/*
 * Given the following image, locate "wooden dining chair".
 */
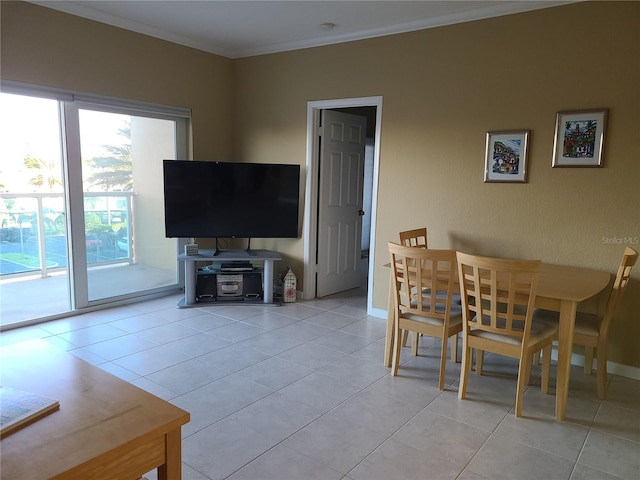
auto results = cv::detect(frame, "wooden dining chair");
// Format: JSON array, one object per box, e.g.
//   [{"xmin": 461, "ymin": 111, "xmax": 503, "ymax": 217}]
[
  {"xmin": 388, "ymin": 242, "xmax": 462, "ymax": 390},
  {"xmin": 456, "ymin": 252, "xmax": 557, "ymax": 417},
  {"xmin": 398, "ymin": 228, "xmax": 428, "ymax": 348},
  {"xmin": 533, "ymin": 246, "xmax": 638, "ymax": 399},
  {"xmin": 399, "ymin": 228, "xmax": 428, "ymax": 248}
]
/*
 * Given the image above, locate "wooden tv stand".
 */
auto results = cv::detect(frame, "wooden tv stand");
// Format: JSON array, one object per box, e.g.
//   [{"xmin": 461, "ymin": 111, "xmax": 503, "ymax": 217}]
[{"xmin": 177, "ymin": 249, "xmax": 282, "ymax": 306}]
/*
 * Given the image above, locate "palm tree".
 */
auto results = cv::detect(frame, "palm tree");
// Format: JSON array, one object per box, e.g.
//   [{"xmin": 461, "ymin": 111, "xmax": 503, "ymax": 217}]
[
  {"xmin": 84, "ymin": 123, "xmax": 132, "ymax": 191},
  {"xmin": 585, "ymin": 120, "xmax": 596, "ymax": 135},
  {"xmin": 23, "ymin": 155, "xmax": 62, "ymax": 191}
]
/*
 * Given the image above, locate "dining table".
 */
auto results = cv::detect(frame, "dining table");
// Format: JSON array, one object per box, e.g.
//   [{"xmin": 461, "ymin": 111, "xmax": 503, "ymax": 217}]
[{"xmin": 384, "ymin": 261, "xmax": 611, "ymax": 421}]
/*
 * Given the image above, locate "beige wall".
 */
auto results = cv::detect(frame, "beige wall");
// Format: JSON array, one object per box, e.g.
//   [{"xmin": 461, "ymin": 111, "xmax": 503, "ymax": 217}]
[
  {"xmin": 232, "ymin": 2, "xmax": 640, "ymax": 367},
  {"xmin": 2, "ymin": 1, "xmax": 639, "ymax": 368},
  {"xmin": 0, "ymin": 1, "xmax": 233, "ymax": 161}
]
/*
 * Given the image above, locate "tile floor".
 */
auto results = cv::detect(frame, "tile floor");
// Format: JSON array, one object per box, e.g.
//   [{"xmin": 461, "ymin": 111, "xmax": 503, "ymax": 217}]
[{"xmin": 1, "ymin": 287, "xmax": 639, "ymax": 480}]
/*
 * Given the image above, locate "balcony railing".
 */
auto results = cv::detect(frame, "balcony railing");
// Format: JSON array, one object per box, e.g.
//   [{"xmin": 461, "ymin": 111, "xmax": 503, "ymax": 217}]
[{"xmin": 0, "ymin": 192, "xmax": 135, "ymax": 278}]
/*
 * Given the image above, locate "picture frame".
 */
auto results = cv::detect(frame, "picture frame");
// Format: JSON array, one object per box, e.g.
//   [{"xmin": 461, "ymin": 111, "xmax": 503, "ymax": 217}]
[
  {"xmin": 484, "ymin": 130, "xmax": 530, "ymax": 183},
  {"xmin": 552, "ymin": 109, "xmax": 607, "ymax": 167}
]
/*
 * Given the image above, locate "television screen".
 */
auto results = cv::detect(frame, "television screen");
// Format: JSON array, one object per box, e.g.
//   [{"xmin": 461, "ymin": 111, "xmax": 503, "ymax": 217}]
[{"xmin": 163, "ymin": 160, "xmax": 300, "ymax": 239}]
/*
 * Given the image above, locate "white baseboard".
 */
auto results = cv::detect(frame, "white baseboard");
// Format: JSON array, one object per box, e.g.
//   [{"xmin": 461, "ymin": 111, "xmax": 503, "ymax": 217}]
[
  {"xmin": 368, "ymin": 306, "xmax": 640, "ymax": 381},
  {"xmin": 551, "ymin": 349, "xmax": 640, "ymax": 381},
  {"xmin": 369, "ymin": 305, "xmax": 387, "ymax": 319}
]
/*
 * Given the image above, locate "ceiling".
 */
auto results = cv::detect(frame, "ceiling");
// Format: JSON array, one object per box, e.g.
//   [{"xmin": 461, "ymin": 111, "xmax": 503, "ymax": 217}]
[{"xmin": 32, "ymin": 1, "xmax": 574, "ymax": 59}]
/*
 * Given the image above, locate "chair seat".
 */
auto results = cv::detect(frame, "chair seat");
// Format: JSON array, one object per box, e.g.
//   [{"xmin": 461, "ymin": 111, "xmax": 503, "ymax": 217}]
[
  {"xmin": 408, "ymin": 299, "xmax": 462, "ymax": 317},
  {"xmin": 403, "ymin": 310, "xmax": 463, "ymax": 327},
  {"xmin": 421, "ymin": 290, "xmax": 462, "ymax": 304},
  {"xmin": 533, "ymin": 308, "xmax": 600, "ymax": 338},
  {"xmin": 470, "ymin": 319, "xmax": 557, "ymax": 346}
]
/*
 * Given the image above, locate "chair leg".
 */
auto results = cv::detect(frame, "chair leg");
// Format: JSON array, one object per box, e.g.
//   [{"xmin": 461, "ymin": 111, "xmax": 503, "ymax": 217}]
[
  {"xmin": 584, "ymin": 346, "xmax": 594, "ymax": 374},
  {"xmin": 458, "ymin": 338, "xmax": 472, "ymax": 400},
  {"xmin": 391, "ymin": 321, "xmax": 402, "ymax": 377},
  {"xmin": 515, "ymin": 356, "xmax": 529, "ymax": 417},
  {"xmin": 533, "ymin": 350, "xmax": 541, "ymax": 365},
  {"xmin": 523, "ymin": 353, "xmax": 533, "ymax": 387},
  {"xmin": 475, "ymin": 349, "xmax": 484, "ymax": 375},
  {"xmin": 450, "ymin": 333, "xmax": 459, "ymax": 363},
  {"xmin": 541, "ymin": 344, "xmax": 551, "ymax": 395},
  {"xmin": 411, "ymin": 332, "xmax": 419, "ymax": 355},
  {"xmin": 401, "ymin": 329, "xmax": 409, "ymax": 347},
  {"xmin": 596, "ymin": 343, "xmax": 608, "ymax": 400},
  {"xmin": 438, "ymin": 335, "xmax": 448, "ymax": 391},
  {"xmin": 528, "ymin": 356, "xmax": 536, "ymax": 385}
]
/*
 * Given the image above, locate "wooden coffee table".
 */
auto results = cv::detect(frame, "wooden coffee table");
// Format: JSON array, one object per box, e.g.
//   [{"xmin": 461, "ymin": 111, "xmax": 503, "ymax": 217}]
[{"xmin": 0, "ymin": 339, "xmax": 189, "ymax": 479}]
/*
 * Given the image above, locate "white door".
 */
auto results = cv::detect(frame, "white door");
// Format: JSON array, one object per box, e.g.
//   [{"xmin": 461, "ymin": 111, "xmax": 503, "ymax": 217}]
[{"xmin": 316, "ymin": 110, "xmax": 366, "ymax": 297}]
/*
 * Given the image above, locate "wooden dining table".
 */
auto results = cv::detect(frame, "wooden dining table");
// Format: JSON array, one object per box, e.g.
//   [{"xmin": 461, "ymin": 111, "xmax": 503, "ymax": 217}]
[{"xmin": 384, "ymin": 261, "xmax": 611, "ymax": 421}]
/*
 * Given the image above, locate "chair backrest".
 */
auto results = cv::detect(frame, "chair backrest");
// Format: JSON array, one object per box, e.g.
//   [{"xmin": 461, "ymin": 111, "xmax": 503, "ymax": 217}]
[
  {"xmin": 600, "ymin": 247, "xmax": 638, "ymax": 335},
  {"xmin": 388, "ymin": 242, "xmax": 457, "ymax": 320},
  {"xmin": 456, "ymin": 251, "xmax": 541, "ymax": 340},
  {"xmin": 399, "ymin": 228, "xmax": 428, "ymax": 248}
]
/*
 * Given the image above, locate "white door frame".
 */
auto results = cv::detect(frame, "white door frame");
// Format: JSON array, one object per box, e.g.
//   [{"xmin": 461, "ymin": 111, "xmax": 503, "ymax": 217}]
[{"xmin": 303, "ymin": 96, "xmax": 382, "ymax": 314}]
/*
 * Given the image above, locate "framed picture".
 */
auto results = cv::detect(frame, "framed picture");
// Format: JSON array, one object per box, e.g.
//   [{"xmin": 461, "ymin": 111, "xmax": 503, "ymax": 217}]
[
  {"xmin": 484, "ymin": 130, "xmax": 530, "ymax": 183},
  {"xmin": 552, "ymin": 109, "xmax": 607, "ymax": 167}
]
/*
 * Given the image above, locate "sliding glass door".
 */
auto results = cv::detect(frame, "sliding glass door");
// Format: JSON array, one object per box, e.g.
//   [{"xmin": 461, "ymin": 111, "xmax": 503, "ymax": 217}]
[
  {"xmin": 75, "ymin": 107, "xmax": 180, "ymax": 304},
  {"xmin": 0, "ymin": 93, "xmax": 71, "ymax": 324},
  {"xmin": 0, "ymin": 88, "xmax": 188, "ymax": 327}
]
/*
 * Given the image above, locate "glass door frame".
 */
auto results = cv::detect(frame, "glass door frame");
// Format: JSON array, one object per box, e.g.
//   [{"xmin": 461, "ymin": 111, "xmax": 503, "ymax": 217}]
[
  {"xmin": 1, "ymin": 81, "xmax": 190, "ymax": 318},
  {"xmin": 64, "ymin": 100, "xmax": 189, "ymax": 309}
]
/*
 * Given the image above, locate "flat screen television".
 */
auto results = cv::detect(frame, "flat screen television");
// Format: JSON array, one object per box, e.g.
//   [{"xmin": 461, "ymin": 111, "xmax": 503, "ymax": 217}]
[{"xmin": 163, "ymin": 160, "xmax": 300, "ymax": 242}]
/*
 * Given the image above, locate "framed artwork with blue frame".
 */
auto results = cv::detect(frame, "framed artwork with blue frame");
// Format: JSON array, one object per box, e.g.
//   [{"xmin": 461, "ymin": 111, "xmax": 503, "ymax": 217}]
[
  {"xmin": 552, "ymin": 109, "xmax": 607, "ymax": 167},
  {"xmin": 484, "ymin": 130, "xmax": 530, "ymax": 183}
]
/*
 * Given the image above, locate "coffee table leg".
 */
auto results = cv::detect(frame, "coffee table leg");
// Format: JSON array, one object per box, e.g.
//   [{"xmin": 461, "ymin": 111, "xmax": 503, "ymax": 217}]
[{"xmin": 158, "ymin": 428, "xmax": 182, "ymax": 480}]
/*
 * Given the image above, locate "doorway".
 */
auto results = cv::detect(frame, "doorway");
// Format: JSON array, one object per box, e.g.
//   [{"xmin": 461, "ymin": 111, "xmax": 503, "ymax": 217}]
[{"xmin": 303, "ymin": 96, "xmax": 382, "ymax": 314}]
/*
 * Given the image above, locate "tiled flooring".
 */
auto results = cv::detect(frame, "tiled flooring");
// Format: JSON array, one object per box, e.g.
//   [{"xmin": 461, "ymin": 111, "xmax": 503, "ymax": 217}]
[
  {"xmin": 1, "ymin": 287, "xmax": 639, "ymax": 480},
  {"xmin": 0, "ymin": 263, "xmax": 177, "ymax": 328}
]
